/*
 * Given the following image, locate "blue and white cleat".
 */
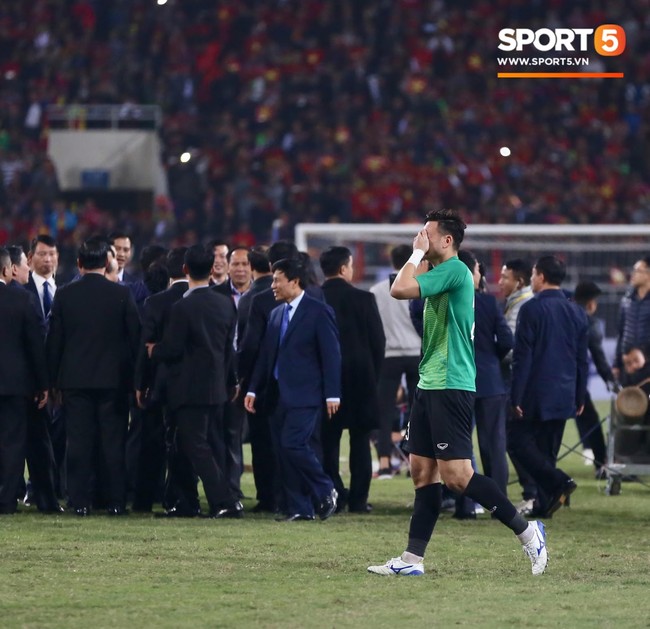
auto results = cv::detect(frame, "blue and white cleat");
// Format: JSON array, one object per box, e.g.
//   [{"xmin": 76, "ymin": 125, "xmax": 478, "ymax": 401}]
[
  {"xmin": 367, "ymin": 557, "xmax": 424, "ymax": 576},
  {"xmin": 522, "ymin": 520, "xmax": 548, "ymax": 575}
]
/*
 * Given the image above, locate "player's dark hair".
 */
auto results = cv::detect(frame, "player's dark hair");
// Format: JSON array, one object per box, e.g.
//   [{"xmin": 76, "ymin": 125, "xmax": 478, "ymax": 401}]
[{"xmin": 424, "ymin": 209, "xmax": 466, "ymax": 250}]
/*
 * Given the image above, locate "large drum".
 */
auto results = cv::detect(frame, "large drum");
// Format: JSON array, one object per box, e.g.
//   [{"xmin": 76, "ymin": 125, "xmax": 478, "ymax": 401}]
[{"xmin": 615, "ymin": 378, "xmax": 650, "ymax": 425}]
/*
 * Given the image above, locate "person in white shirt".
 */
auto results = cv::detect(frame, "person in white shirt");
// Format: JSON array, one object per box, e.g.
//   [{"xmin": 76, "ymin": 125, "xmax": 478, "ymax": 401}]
[{"xmin": 369, "ymin": 245, "xmax": 422, "ymax": 479}]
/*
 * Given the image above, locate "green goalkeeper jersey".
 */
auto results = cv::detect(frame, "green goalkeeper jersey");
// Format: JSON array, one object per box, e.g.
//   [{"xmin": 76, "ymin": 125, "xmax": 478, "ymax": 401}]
[{"xmin": 415, "ymin": 256, "xmax": 476, "ymax": 391}]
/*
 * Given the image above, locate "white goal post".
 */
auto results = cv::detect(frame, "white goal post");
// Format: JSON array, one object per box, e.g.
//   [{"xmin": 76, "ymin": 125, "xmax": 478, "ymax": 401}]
[{"xmin": 295, "ymin": 223, "xmax": 650, "ymax": 337}]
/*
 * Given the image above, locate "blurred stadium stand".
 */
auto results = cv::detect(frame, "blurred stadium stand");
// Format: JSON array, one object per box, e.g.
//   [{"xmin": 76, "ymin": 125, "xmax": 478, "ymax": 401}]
[{"xmin": 1, "ymin": 0, "xmax": 649, "ymax": 270}]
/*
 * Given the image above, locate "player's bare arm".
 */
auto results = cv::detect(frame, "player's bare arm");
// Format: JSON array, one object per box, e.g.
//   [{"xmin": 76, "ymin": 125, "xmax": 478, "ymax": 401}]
[{"xmin": 390, "ymin": 228, "xmax": 429, "ymax": 299}]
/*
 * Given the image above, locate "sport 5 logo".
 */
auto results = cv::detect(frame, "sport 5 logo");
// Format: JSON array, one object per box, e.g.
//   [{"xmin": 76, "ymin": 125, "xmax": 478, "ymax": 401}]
[{"xmin": 498, "ymin": 25, "xmax": 625, "ymax": 56}]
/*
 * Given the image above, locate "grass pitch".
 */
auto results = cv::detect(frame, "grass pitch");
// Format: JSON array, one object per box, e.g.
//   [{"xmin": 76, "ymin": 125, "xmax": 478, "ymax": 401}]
[{"xmin": 1, "ymin": 421, "xmax": 649, "ymax": 628}]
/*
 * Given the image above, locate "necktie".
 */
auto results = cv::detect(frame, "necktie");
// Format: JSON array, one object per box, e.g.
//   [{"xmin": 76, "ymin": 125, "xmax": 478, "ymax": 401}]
[
  {"xmin": 274, "ymin": 304, "xmax": 292, "ymax": 379},
  {"xmin": 42, "ymin": 280, "xmax": 52, "ymax": 318},
  {"xmin": 280, "ymin": 304, "xmax": 292, "ymax": 342}
]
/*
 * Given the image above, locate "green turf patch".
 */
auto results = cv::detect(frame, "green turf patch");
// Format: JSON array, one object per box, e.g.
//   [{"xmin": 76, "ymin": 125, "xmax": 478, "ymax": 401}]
[{"xmin": 1, "ymin": 417, "xmax": 648, "ymax": 628}]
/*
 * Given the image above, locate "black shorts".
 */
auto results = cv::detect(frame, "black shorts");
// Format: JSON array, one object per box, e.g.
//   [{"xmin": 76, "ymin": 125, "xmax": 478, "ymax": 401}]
[{"xmin": 403, "ymin": 388, "xmax": 474, "ymax": 460}]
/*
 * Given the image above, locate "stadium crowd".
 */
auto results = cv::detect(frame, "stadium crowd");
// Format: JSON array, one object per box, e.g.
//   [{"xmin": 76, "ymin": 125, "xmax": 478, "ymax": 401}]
[{"xmin": 2, "ymin": 0, "xmax": 650, "ymax": 265}]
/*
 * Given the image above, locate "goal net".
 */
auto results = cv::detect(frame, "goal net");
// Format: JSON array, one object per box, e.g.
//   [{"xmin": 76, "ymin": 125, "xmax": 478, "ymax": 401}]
[{"xmin": 295, "ymin": 223, "xmax": 650, "ymax": 337}]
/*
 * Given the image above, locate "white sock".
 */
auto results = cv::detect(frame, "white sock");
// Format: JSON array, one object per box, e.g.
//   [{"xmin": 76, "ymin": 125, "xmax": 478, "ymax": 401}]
[
  {"xmin": 401, "ymin": 551, "xmax": 423, "ymax": 563},
  {"xmin": 517, "ymin": 522, "xmax": 535, "ymax": 545}
]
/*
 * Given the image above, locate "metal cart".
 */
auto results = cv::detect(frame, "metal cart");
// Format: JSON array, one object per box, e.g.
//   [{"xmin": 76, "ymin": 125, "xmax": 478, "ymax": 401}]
[{"xmin": 605, "ymin": 395, "xmax": 650, "ymax": 495}]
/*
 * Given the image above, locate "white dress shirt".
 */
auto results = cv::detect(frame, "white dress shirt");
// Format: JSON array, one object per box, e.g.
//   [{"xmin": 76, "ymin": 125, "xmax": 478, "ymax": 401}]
[{"xmin": 31, "ymin": 272, "xmax": 56, "ymax": 316}]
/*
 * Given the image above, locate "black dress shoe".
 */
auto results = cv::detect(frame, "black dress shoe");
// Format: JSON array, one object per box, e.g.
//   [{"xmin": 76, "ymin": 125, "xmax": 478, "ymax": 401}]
[
  {"xmin": 275, "ymin": 513, "xmax": 315, "ymax": 522},
  {"xmin": 157, "ymin": 506, "xmax": 201, "ymax": 518},
  {"xmin": 74, "ymin": 507, "xmax": 90, "ymax": 517},
  {"xmin": 349, "ymin": 503, "xmax": 373, "ymax": 513},
  {"xmin": 317, "ymin": 488, "xmax": 338, "ymax": 521},
  {"xmin": 544, "ymin": 478, "xmax": 577, "ymax": 517},
  {"xmin": 335, "ymin": 488, "xmax": 349, "ymax": 514},
  {"xmin": 209, "ymin": 501, "xmax": 244, "ymax": 519},
  {"xmin": 107, "ymin": 507, "xmax": 129, "ymax": 516}
]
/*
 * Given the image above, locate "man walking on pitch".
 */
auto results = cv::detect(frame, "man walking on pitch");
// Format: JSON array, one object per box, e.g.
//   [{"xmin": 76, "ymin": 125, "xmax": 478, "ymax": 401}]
[{"xmin": 367, "ymin": 209, "xmax": 547, "ymax": 577}]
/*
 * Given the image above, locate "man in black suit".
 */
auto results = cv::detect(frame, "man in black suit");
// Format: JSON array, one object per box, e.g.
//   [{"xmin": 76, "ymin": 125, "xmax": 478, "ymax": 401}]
[
  {"xmin": 237, "ymin": 246, "xmax": 272, "ymax": 348},
  {"xmin": 573, "ymin": 281, "xmax": 615, "ymax": 479},
  {"xmin": 510, "ymin": 256, "xmax": 588, "ymax": 517},
  {"xmin": 26, "ymin": 234, "xmax": 59, "ymax": 321},
  {"xmin": 8, "ymin": 245, "xmax": 33, "ymax": 288},
  {"xmin": 211, "ymin": 245, "xmax": 251, "ymax": 501},
  {"xmin": 0, "ymin": 248, "xmax": 49, "ymax": 514},
  {"xmin": 320, "ymin": 246, "xmax": 385, "ymax": 513},
  {"xmin": 121, "ymin": 243, "xmax": 165, "ymax": 504},
  {"xmin": 25, "ymin": 235, "xmax": 66, "ymax": 500},
  {"xmin": 8, "ymin": 245, "xmax": 45, "ymax": 329},
  {"xmin": 148, "ymin": 245, "xmax": 242, "ymax": 519},
  {"xmin": 245, "ymin": 258, "xmax": 341, "ymax": 522},
  {"xmin": 238, "ymin": 242, "xmax": 302, "ymax": 384},
  {"xmin": 7, "ymin": 245, "xmax": 60, "ymax": 513},
  {"xmin": 133, "ymin": 247, "xmax": 189, "ymax": 513},
  {"xmin": 234, "ymin": 246, "xmax": 274, "ymax": 511},
  {"xmin": 458, "ymin": 250, "xmax": 513, "ymax": 498},
  {"xmin": 47, "ymin": 238, "xmax": 141, "ymax": 516}
]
